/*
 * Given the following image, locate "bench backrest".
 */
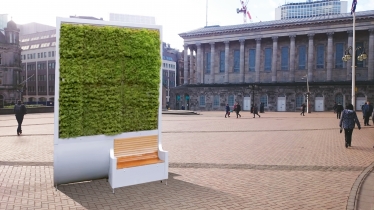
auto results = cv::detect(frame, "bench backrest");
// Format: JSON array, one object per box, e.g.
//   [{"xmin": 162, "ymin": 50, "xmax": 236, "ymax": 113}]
[{"xmin": 113, "ymin": 135, "xmax": 158, "ymax": 158}]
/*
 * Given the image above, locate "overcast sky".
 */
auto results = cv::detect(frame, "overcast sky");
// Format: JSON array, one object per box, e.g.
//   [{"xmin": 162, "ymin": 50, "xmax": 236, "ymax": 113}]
[{"xmin": 2, "ymin": 0, "xmax": 373, "ymax": 50}]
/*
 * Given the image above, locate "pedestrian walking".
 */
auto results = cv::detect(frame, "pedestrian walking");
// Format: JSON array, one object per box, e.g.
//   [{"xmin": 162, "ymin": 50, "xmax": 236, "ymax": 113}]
[
  {"xmin": 333, "ymin": 102, "xmax": 337, "ymax": 113},
  {"xmin": 363, "ymin": 101, "xmax": 373, "ymax": 126},
  {"xmin": 253, "ymin": 104, "xmax": 260, "ymax": 118},
  {"xmin": 225, "ymin": 104, "xmax": 230, "ymax": 118},
  {"xmin": 361, "ymin": 103, "xmax": 366, "ymax": 119},
  {"xmin": 300, "ymin": 103, "xmax": 306, "ymax": 116},
  {"xmin": 336, "ymin": 103, "xmax": 344, "ymax": 119},
  {"xmin": 339, "ymin": 103, "xmax": 361, "ymax": 148},
  {"xmin": 235, "ymin": 103, "xmax": 242, "ymax": 118},
  {"xmin": 14, "ymin": 100, "xmax": 27, "ymax": 136}
]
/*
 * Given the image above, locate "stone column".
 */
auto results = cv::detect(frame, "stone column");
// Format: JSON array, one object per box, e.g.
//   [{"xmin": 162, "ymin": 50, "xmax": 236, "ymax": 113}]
[
  {"xmin": 255, "ymin": 38, "xmax": 261, "ymax": 82},
  {"xmin": 196, "ymin": 43, "xmax": 202, "ymax": 84},
  {"xmin": 307, "ymin": 34, "xmax": 315, "ymax": 81},
  {"xmin": 210, "ymin": 42, "xmax": 215, "ymax": 84},
  {"xmin": 189, "ymin": 46, "xmax": 194, "ymax": 84},
  {"xmin": 239, "ymin": 39, "xmax": 245, "ymax": 83},
  {"xmin": 183, "ymin": 44, "xmax": 189, "ymax": 84},
  {"xmin": 326, "ymin": 32, "xmax": 334, "ymax": 81},
  {"xmin": 368, "ymin": 29, "xmax": 374, "ymax": 80},
  {"xmin": 224, "ymin": 41, "xmax": 229, "ymax": 83},
  {"xmin": 289, "ymin": 35, "xmax": 296, "ymax": 82},
  {"xmin": 347, "ymin": 30, "xmax": 353, "ymax": 81},
  {"xmin": 271, "ymin": 36, "xmax": 278, "ymax": 82}
]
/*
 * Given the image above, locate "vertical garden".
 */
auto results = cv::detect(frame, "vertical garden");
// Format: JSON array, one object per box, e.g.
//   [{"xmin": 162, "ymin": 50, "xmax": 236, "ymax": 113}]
[{"xmin": 58, "ymin": 23, "xmax": 161, "ymax": 138}]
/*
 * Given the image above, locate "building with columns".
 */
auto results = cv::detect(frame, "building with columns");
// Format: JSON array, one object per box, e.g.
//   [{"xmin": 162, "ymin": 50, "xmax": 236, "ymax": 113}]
[{"xmin": 170, "ymin": 10, "xmax": 374, "ymax": 112}]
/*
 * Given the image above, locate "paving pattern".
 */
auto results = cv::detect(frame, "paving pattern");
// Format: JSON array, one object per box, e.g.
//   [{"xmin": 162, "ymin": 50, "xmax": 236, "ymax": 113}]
[{"xmin": 0, "ymin": 112, "xmax": 373, "ymax": 209}]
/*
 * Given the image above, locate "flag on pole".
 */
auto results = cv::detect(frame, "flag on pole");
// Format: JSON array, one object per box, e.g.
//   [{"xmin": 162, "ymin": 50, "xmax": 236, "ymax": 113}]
[{"xmin": 351, "ymin": 0, "xmax": 357, "ymax": 15}]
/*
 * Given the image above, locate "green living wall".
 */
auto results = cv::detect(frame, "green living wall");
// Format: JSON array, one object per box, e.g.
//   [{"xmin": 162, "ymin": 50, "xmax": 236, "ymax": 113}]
[{"xmin": 59, "ymin": 23, "xmax": 161, "ymax": 138}]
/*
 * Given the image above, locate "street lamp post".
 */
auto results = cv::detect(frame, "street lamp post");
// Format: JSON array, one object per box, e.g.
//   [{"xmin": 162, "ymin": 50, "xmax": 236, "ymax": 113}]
[
  {"xmin": 301, "ymin": 75, "xmax": 310, "ymax": 114},
  {"xmin": 342, "ymin": 46, "xmax": 367, "ymax": 109}
]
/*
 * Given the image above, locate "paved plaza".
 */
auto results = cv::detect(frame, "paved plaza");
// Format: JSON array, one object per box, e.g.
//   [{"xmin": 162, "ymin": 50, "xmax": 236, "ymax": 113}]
[{"xmin": 0, "ymin": 111, "xmax": 373, "ymax": 210}]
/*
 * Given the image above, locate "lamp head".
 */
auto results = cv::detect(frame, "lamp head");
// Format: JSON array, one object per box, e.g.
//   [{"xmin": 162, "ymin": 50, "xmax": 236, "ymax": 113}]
[
  {"xmin": 357, "ymin": 55, "xmax": 363, "ymax": 61},
  {"xmin": 361, "ymin": 52, "xmax": 367, "ymax": 60}
]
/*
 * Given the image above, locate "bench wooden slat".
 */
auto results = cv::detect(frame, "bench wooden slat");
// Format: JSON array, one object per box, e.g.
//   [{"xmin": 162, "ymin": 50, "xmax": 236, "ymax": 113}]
[
  {"xmin": 114, "ymin": 135, "xmax": 161, "ymax": 169},
  {"xmin": 117, "ymin": 158, "xmax": 163, "ymax": 169}
]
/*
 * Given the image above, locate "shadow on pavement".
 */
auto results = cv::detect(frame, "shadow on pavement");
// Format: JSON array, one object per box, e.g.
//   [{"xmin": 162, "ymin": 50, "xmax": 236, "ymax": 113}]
[{"xmin": 58, "ymin": 173, "xmax": 250, "ymax": 209}]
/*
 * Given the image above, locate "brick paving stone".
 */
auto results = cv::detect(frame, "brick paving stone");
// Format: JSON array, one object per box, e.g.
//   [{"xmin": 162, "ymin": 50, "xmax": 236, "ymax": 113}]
[{"xmin": 0, "ymin": 112, "xmax": 373, "ymax": 209}]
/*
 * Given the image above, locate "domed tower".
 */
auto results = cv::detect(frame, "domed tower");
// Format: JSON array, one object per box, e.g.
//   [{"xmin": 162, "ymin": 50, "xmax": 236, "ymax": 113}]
[{"xmin": 4, "ymin": 20, "xmax": 20, "ymax": 45}]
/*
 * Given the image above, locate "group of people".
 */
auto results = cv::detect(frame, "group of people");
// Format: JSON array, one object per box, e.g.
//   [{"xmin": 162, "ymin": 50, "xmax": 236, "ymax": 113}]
[{"xmin": 225, "ymin": 103, "xmax": 261, "ymax": 118}]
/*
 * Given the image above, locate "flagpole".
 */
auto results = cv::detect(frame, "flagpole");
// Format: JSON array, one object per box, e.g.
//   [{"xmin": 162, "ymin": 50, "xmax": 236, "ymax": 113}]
[
  {"xmin": 206, "ymin": 0, "xmax": 208, "ymax": 27},
  {"xmin": 352, "ymin": 11, "xmax": 356, "ymax": 109}
]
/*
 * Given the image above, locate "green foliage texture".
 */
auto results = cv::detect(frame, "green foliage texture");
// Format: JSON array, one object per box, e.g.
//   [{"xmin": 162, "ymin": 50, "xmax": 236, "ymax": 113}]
[{"xmin": 59, "ymin": 23, "xmax": 161, "ymax": 138}]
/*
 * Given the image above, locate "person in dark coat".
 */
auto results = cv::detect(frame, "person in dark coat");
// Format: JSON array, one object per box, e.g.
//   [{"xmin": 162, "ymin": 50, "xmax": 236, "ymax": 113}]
[
  {"xmin": 339, "ymin": 103, "xmax": 361, "ymax": 148},
  {"xmin": 333, "ymin": 102, "xmax": 337, "ymax": 113},
  {"xmin": 300, "ymin": 103, "xmax": 306, "ymax": 116},
  {"xmin": 235, "ymin": 103, "xmax": 241, "ymax": 118},
  {"xmin": 253, "ymin": 104, "xmax": 260, "ymax": 118},
  {"xmin": 336, "ymin": 103, "xmax": 344, "ymax": 119},
  {"xmin": 225, "ymin": 104, "xmax": 230, "ymax": 118},
  {"xmin": 362, "ymin": 101, "xmax": 373, "ymax": 126},
  {"xmin": 14, "ymin": 100, "xmax": 27, "ymax": 136}
]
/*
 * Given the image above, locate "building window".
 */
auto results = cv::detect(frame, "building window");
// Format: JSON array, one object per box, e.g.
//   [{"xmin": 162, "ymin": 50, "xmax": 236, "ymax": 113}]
[
  {"xmin": 316, "ymin": 44, "xmax": 325, "ymax": 69},
  {"xmin": 199, "ymin": 95, "xmax": 206, "ymax": 107},
  {"xmin": 27, "ymin": 86, "xmax": 35, "ymax": 92},
  {"xmin": 296, "ymin": 94, "xmax": 304, "ymax": 108},
  {"xmin": 335, "ymin": 43, "xmax": 344, "ymax": 68},
  {"xmin": 52, "ymin": 51, "xmax": 55, "ymax": 57},
  {"xmin": 213, "ymin": 95, "xmax": 220, "ymax": 107},
  {"xmin": 37, "ymin": 64, "xmax": 41, "ymax": 70},
  {"xmin": 51, "ymin": 62, "xmax": 55, "ymax": 69},
  {"xmin": 335, "ymin": 93, "xmax": 343, "ymax": 105},
  {"xmin": 233, "ymin": 50, "xmax": 240, "ymax": 72},
  {"xmin": 228, "ymin": 95, "xmax": 235, "ymax": 106},
  {"xmin": 49, "ymin": 74, "xmax": 55, "ymax": 81},
  {"xmin": 298, "ymin": 45, "xmax": 306, "ymax": 70},
  {"xmin": 260, "ymin": 95, "xmax": 268, "ymax": 107},
  {"xmin": 219, "ymin": 51, "xmax": 225, "ymax": 72},
  {"xmin": 38, "ymin": 75, "xmax": 46, "ymax": 81},
  {"xmin": 264, "ymin": 48, "xmax": 272, "ymax": 71},
  {"xmin": 38, "ymin": 86, "xmax": 46, "ymax": 92},
  {"xmin": 48, "ymin": 52, "xmax": 51, "ymax": 57},
  {"xmin": 356, "ymin": 42, "xmax": 364, "ymax": 67},
  {"xmin": 281, "ymin": 47, "xmax": 289, "ymax": 70},
  {"xmin": 38, "ymin": 53, "xmax": 40, "ymax": 58},
  {"xmin": 205, "ymin": 52, "xmax": 211, "ymax": 74},
  {"xmin": 249, "ymin": 49, "xmax": 255, "ymax": 71},
  {"xmin": 49, "ymin": 86, "xmax": 55, "ymax": 92}
]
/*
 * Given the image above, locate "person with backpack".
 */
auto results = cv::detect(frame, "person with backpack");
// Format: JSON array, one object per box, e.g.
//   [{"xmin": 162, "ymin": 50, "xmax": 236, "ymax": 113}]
[
  {"xmin": 339, "ymin": 103, "xmax": 361, "ymax": 148},
  {"xmin": 14, "ymin": 100, "xmax": 27, "ymax": 135}
]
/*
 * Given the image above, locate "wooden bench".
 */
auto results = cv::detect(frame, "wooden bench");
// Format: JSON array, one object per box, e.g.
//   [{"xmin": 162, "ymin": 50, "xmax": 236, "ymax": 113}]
[
  {"xmin": 114, "ymin": 135, "xmax": 164, "ymax": 169},
  {"xmin": 108, "ymin": 133, "xmax": 168, "ymax": 191}
]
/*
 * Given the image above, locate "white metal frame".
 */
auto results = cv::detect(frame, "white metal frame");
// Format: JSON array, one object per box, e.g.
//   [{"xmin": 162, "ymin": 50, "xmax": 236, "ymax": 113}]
[{"xmin": 54, "ymin": 17, "xmax": 166, "ymax": 187}]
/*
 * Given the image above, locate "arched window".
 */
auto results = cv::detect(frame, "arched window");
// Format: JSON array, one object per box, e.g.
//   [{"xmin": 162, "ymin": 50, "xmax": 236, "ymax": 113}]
[
  {"xmin": 296, "ymin": 94, "xmax": 304, "ymax": 108},
  {"xmin": 228, "ymin": 95, "xmax": 235, "ymax": 106},
  {"xmin": 335, "ymin": 93, "xmax": 343, "ymax": 105},
  {"xmin": 260, "ymin": 94, "xmax": 268, "ymax": 107},
  {"xmin": 199, "ymin": 95, "xmax": 206, "ymax": 107}
]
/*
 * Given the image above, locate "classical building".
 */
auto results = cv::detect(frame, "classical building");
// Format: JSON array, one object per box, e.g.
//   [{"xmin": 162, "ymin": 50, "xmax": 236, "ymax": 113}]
[
  {"xmin": 20, "ymin": 29, "xmax": 56, "ymax": 103},
  {"xmin": 275, "ymin": 0, "xmax": 348, "ymax": 20},
  {"xmin": 170, "ymin": 10, "xmax": 374, "ymax": 112},
  {"xmin": 0, "ymin": 20, "xmax": 22, "ymax": 107}
]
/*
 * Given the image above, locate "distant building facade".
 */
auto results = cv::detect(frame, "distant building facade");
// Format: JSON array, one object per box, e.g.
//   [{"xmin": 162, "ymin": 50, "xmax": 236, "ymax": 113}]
[
  {"xmin": 162, "ymin": 43, "xmax": 178, "ymax": 107},
  {"xmin": 18, "ymin": 22, "xmax": 55, "ymax": 36},
  {"xmin": 171, "ymin": 10, "xmax": 374, "ymax": 112},
  {"xmin": 275, "ymin": 0, "xmax": 347, "ymax": 20},
  {"xmin": 20, "ymin": 29, "xmax": 56, "ymax": 103},
  {"xmin": 0, "ymin": 20, "xmax": 22, "ymax": 107},
  {"xmin": 109, "ymin": 13, "xmax": 155, "ymax": 25},
  {"xmin": 69, "ymin": 15, "xmax": 103, "ymax": 20}
]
